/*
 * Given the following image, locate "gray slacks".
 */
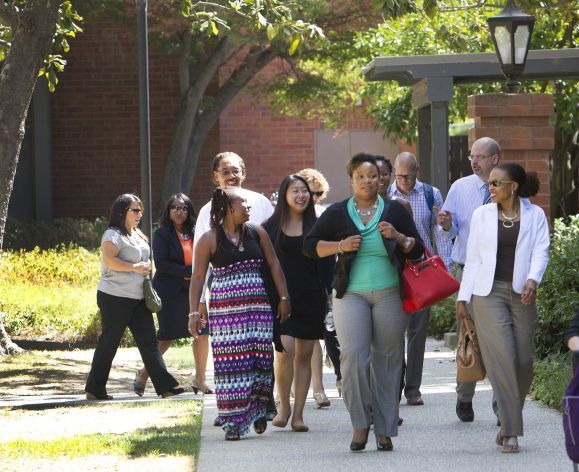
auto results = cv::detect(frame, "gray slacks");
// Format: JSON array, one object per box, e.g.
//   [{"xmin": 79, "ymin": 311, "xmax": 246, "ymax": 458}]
[
  {"xmin": 404, "ymin": 307, "xmax": 430, "ymax": 398},
  {"xmin": 333, "ymin": 287, "xmax": 408, "ymax": 437},
  {"xmin": 472, "ymin": 280, "xmax": 537, "ymax": 436}
]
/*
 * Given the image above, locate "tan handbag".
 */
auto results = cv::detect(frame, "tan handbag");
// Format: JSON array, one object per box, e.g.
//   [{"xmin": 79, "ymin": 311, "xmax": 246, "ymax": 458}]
[{"xmin": 456, "ymin": 317, "xmax": 486, "ymax": 382}]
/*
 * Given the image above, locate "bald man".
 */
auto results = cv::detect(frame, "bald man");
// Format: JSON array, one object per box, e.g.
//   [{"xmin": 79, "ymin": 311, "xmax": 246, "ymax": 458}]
[
  {"xmin": 388, "ymin": 152, "xmax": 453, "ymax": 407},
  {"xmin": 436, "ymin": 137, "xmax": 501, "ymax": 422}
]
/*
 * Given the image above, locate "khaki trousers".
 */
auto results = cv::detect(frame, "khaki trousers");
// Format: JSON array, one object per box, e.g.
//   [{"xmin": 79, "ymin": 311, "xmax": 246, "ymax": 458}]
[{"xmin": 472, "ymin": 280, "xmax": 537, "ymax": 436}]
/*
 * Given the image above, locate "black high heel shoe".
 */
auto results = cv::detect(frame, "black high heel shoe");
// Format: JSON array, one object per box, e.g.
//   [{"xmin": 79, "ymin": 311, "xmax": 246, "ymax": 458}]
[
  {"xmin": 350, "ymin": 429, "xmax": 369, "ymax": 452},
  {"xmin": 161, "ymin": 387, "xmax": 184, "ymax": 398},
  {"xmin": 376, "ymin": 437, "xmax": 393, "ymax": 451},
  {"xmin": 85, "ymin": 391, "xmax": 113, "ymax": 400}
]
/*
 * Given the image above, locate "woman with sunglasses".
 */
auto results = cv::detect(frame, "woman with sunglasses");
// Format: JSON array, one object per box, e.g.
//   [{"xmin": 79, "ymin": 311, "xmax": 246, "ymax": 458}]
[
  {"xmin": 457, "ymin": 163, "xmax": 549, "ymax": 453},
  {"xmin": 85, "ymin": 194, "xmax": 184, "ymax": 400},
  {"xmin": 133, "ymin": 194, "xmax": 209, "ymax": 396}
]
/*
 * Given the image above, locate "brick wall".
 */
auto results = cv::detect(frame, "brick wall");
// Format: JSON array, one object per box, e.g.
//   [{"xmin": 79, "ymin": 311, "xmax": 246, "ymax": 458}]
[
  {"xmin": 51, "ymin": 18, "xmax": 218, "ymax": 219},
  {"xmin": 468, "ymin": 93, "xmax": 553, "ymax": 219}
]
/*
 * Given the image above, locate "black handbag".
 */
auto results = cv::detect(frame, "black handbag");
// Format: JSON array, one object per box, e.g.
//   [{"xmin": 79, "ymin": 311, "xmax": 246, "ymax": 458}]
[{"xmin": 143, "ymin": 276, "xmax": 163, "ymax": 313}]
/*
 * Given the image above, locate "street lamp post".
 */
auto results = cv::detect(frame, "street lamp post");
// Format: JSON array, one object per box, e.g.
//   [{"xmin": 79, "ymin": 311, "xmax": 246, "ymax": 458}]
[
  {"xmin": 487, "ymin": 0, "xmax": 535, "ymax": 93},
  {"xmin": 136, "ymin": 0, "xmax": 152, "ymax": 240}
]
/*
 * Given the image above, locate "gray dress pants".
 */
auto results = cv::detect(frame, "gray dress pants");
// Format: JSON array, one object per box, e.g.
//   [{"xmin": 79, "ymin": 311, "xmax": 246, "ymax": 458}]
[
  {"xmin": 404, "ymin": 307, "xmax": 430, "ymax": 399},
  {"xmin": 472, "ymin": 280, "xmax": 537, "ymax": 436},
  {"xmin": 333, "ymin": 287, "xmax": 408, "ymax": 437}
]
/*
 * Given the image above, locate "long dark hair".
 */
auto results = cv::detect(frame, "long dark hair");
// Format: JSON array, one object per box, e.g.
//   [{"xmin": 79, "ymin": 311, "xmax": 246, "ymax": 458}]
[
  {"xmin": 159, "ymin": 193, "xmax": 196, "ymax": 238},
  {"xmin": 496, "ymin": 163, "xmax": 540, "ymax": 198},
  {"xmin": 108, "ymin": 193, "xmax": 147, "ymax": 240},
  {"xmin": 209, "ymin": 188, "xmax": 248, "ymax": 251},
  {"xmin": 262, "ymin": 174, "xmax": 317, "ymax": 253}
]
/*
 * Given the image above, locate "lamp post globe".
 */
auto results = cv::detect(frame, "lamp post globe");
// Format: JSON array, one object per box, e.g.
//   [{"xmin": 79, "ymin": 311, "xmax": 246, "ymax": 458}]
[{"xmin": 487, "ymin": 0, "xmax": 535, "ymax": 93}]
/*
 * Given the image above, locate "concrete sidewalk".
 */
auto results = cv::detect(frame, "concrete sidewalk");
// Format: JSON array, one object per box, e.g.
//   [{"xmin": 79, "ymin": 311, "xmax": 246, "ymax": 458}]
[{"xmin": 198, "ymin": 339, "xmax": 570, "ymax": 472}]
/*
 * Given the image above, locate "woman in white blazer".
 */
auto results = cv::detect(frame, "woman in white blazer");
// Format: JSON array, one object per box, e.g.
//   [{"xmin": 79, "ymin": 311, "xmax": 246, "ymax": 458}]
[{"xmin": 457, "ymin": 163, "xmax": 549, "ymax": 454}]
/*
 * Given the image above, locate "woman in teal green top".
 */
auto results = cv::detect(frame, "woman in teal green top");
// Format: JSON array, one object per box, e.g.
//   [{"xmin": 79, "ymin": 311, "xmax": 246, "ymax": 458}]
[{"xmin": 304, "ymin": 153, "xmax": 423, "ymax": 453}]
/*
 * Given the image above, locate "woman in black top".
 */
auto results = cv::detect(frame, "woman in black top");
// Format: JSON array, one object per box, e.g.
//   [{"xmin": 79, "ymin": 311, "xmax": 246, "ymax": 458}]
[
  {"xmin": 303, "ymin": 153, "xmax": 423, "ymax": 452},
  {"xmin": 263, "ymin": 174, "xmax": 330, "ymax": 432}
]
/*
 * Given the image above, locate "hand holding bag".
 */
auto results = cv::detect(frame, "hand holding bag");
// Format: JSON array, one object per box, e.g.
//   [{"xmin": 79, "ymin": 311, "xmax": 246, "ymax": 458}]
[
  {"xmin": 144, "ymin": 276, "xmax": 163, "ymax": 313},
  {"xmin": 401, "ymin": 242, "xmax": 460, "ymax": 314},
  {"xmin": 456, "ymin": 317, "xmax": 486, "ymax": 382}
]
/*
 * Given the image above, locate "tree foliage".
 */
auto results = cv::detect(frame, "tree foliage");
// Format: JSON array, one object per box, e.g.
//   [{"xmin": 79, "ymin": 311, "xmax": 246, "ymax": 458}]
[{"xmin": 266, "ymin": 0, "xmax": 578, "ymax": 216}]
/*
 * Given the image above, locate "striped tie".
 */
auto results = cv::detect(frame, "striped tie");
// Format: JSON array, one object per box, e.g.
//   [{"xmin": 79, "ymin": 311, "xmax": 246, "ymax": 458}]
[{"xmin": 482, "ymin": 185, "xmax": 492, "ymax": 205}]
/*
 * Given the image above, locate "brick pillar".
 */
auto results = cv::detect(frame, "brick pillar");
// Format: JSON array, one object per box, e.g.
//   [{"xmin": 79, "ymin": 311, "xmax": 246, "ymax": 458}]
[{"xmin": 468, "ymin": 93, "xmax": 553, "ymax": 219}]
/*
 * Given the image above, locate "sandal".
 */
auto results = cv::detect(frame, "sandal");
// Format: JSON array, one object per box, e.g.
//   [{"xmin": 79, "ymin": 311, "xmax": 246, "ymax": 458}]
[
  {"xmin": 253, "ymin": 417, "xmax": 267, "ymax": 434},
  {"xmin": 225, "ymin": 428, "xmax": 240, "ymax": 441},
  {"xmin": 192, "ymin": 379, "xmax": 214, "ymax": 395},
  {"xmin": 501, "ymin": 436, "xmax": 519, "ymax": 453},
  {"xmin": 313, "ymin": 392, "xmax": 331, "ymax": 409}
]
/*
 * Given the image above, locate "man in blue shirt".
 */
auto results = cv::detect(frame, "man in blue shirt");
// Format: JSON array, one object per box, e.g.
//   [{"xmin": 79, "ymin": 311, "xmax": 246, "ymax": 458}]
[
  {"xmin": 389, "ymin": 152, "xmax": 453, "ymax": 406},
  {"xmin": 436, "ymin": 136, "xmax": 501, "ymax": 422}
]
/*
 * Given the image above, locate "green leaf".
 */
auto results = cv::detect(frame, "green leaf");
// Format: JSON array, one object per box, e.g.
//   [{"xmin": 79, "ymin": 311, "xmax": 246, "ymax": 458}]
[
  {"xmin": 257, "ymin": 12, "xmax": 267, "ymax": 30},
  {"xmin": 266, "ymin": 24, "xmax": 277, "ymax": 40},
  {"xmin": 288, "ymin": 36, "xmax": 300, "ymax": 55},
  {"xmin": 210, "ymin": 20, "xmax": 219, "ymax": 36},
  {"xmin": 423, "ymin": 0, "xmax": 437, "ymax": 17}
]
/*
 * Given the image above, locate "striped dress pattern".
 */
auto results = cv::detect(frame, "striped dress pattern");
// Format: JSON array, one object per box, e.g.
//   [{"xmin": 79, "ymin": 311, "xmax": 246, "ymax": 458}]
[{"xmin": 209, "ymin": 258, "xmax": 274, "ymax": 436}]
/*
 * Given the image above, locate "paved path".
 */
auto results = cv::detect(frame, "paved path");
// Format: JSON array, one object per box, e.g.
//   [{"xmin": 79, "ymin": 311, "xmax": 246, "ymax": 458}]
[{"xmin": 198, "ymin": 339, "xmax": 570, "ymax": 472}]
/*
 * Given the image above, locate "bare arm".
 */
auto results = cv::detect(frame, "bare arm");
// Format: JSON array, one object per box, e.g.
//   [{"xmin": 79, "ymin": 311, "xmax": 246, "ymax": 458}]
[
  {"xmin": 188, "ymin": 231, "xmax": 215, "ymax": 338},
  {"xmin": 254, "ymin": 225, "xmax": 291, "ymax": 322},
  {"xmin": 101, "ymin": 241, "xmax": 150, "ymax": 276},
  {"xmin": 316, "ymin": 236, "xmax": 362, "ymax": 258}
]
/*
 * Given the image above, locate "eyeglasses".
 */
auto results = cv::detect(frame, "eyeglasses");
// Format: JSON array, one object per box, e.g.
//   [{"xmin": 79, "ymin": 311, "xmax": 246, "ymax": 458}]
[
  {"xmin": 394, "ymin": 174, "xmax": 416, "ymax": 181},
  {"xmin": 312, "ymin": 191, "xmax": 324, "ymax": 197},
  {"xmin": 170, "ymin": 205, "xmax": 189, "ymax": 212},
  {"xmin": 127, "ymin": 208, "xmax": 143, "ymax": 214},
  {"xmin": 468, "ymin": 153, "xmax": 494, "ymax": 161},
  {"xmin": 217, "ymin": 168, "xmax": 242, "ymax": 177},
  {"xmin": 488, "ymin": 179, "xmax": 514, "ymax": 188}
]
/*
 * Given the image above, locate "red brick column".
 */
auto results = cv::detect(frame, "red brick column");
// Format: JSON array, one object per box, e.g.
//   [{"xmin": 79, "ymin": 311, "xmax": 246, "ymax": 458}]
[{"xmin": 468, "ymin": 94, "xmax": 553, "ymax": 219}]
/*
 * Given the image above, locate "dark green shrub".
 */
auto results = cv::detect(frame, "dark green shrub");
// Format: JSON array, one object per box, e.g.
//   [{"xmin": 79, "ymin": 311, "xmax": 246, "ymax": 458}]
[
  {"xmin": 3, "ymin": 217, "xmax": 106, "ymax": 250},
  {"xmin": 428, "ymin": 296, "xmax": 457, "ymax": 340},
  {"xmin": 534, "ymin": 215, "xmax": 579, "ymax": 360},
  {"xmin": 531, "ymin": 352, "xmax": 572, "ymax": 408}
]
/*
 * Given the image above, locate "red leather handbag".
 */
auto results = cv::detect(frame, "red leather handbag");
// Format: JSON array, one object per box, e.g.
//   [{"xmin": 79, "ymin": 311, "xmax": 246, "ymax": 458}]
[{"xmin": 401, "ymin": 242, "xmax": 459, "ymax": 314}]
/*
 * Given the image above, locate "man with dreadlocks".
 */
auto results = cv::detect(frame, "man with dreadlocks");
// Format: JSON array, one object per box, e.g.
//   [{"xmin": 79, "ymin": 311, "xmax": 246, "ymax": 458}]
[{"xmin": 188, "ymin": 188, "xmax": 290, "ymax": 440}]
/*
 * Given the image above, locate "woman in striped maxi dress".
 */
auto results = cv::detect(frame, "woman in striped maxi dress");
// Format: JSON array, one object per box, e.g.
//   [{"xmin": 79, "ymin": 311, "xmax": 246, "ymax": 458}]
[{"xmin": 188, "ymin": 188, "xmax": 290, "ymax": 440}]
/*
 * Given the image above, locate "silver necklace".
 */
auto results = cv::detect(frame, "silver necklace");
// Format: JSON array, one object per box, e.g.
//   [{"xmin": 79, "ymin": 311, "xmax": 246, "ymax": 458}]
[
  {"xmin": 354, "ymin": 199, "xmax": 378, "ymax": 217},
  {"xmin": 500, "ymin": 210, "xmax": 518, "ymax": 229},
  {"xmin": 224, "ymin": 228, "xmax": 244, "ymax": 252}
]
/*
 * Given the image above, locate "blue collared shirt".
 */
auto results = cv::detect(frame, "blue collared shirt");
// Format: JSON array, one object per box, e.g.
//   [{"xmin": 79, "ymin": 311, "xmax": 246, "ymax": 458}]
[
  {"xmin": 388, "ymin": 180, "xmax": 453, "ymax": 269},
  {"xmin": 435, "ymin": 174, "xmax": 488, "ymax": 265}
]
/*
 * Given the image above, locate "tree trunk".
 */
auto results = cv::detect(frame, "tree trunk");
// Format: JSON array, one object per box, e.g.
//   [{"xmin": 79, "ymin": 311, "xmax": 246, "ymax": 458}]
[
  {"xmin": 157, "ymin": 36, "xmax": 231, "ymax": 208},
  {"xmin": 0, "ymin": 0, "xmax": 61, "ymax": 250},
  {"xmin": 180, "ymin": 47, "xmax": 279, "ymax": 192},
  {"xmin": 0, "ymin": 314, "xmax": 23, "ymax": 355},
  {"xmin": 0, "ymin": 1, "xmax": 60, "ymax": 355}
]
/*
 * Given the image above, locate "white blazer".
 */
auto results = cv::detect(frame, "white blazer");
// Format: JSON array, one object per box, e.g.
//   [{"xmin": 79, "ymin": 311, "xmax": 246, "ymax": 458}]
[{"xmin": 457, "ymin": 198, "xmax": 550, "ymax": 303}]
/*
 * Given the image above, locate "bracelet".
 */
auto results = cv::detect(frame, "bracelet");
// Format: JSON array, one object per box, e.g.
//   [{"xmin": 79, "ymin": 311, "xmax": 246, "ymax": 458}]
[
  {"xmin": 280, "ymin": 296, "xmax": 290, "ymax": 302},
  {"xmin": 337, "ymin": 239, "xmax": 344, "ymax": 254},
  {"xmin": 188, "ymin": 311, "xmax": 200, "ymax": 318}
]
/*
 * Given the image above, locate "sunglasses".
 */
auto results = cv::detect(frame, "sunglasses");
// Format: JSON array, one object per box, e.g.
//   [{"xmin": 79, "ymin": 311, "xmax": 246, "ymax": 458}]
[
  {"xmin": 170, "ymin": 205, "xmax": 189, "ymax": 212},
  {"xmin": 488, "ymin": 180, "xmax": 514, "ymax": 188},
  {"xmin": 127, "ymin": 208, "xmax": 143, "ymax": 214},
  {"xmin": 312, "ymin": 191, "xmax": 324, "ymax": 197}
]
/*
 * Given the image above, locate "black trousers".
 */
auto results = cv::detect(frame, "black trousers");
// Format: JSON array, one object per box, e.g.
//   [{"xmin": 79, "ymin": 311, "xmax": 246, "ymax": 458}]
[
  {"xmin": 85, "ymin": 291, "xmax": 178, "ymax": 396},
  {"xmin": 324, "ymin": 328, "xmax": 342, "ymax": 381}
]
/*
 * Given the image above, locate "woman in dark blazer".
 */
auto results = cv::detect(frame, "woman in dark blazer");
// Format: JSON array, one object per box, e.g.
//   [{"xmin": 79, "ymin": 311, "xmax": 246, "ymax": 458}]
[
  {"xmin": 134, "ymin": 194, "xmax": 212, "ymax": 395},
  {"xmin": 304, "ymin": 153, "xmax": 423, "ymax": 452}
]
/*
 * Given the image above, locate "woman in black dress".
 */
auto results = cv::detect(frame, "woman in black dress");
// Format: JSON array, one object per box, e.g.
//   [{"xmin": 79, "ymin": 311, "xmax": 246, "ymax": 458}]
[{"xmin": 263, "ymin": 174, "xmax": 329, "ymax": 432}]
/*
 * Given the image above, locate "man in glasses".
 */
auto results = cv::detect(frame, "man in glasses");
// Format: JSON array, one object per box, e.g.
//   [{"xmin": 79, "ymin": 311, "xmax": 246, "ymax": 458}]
[
  {"xmin": 388, "ymin": 152, "xmax": 453, "ymax": 408},
  {"xmin": 436, "ymin": 136, "xmax": 501, "ymax": 422},
  {"xmin": 192, "ymin": 151, "xmax": 275, "ymax": 423}
]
